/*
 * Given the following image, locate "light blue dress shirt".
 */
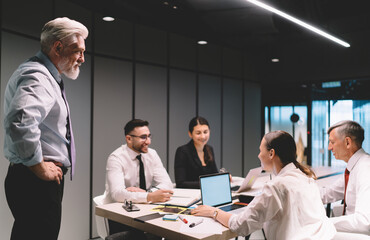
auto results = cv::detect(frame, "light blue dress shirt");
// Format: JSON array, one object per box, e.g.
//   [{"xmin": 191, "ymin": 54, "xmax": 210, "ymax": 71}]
[{"xmin": 3, "ymin": 51, "xmax": 71, "ymax": 167}]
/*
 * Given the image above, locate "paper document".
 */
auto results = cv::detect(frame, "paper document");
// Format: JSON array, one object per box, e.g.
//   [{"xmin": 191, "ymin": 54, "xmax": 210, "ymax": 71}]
[
  {"xmin": 179, "ymin": 216, "xmax": 224, "ymax": 234},
  {"xmin": 155, "ymin": 188, "xmax": 201, "ymax": 207}
]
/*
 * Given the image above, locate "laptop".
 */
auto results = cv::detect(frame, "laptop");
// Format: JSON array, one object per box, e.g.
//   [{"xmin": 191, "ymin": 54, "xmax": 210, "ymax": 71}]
[
  {"xmin": 236, "ymin": 167, "xmax": 262, "ymax": 193},
  {"xmin": 199, "ymin": 172, "xmax": 246, "ymax": 212}
]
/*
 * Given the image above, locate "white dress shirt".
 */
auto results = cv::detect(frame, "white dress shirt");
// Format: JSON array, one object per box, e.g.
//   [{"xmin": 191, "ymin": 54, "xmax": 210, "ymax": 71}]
[
  {"xmin": 103, "ymin": 144, "xmax": 173, "ymax": 203},
  {"xmin": 229, "ymin": 163, "xmax": 336, "ymax": 240},
  {"xmin": 321, "ymin": 148, "xmax": 370, "ymax": 234}
]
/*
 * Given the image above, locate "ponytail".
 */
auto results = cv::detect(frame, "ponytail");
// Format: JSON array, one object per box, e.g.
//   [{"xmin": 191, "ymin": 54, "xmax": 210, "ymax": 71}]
[
  {"xmin": 264, "ymin": 130, "xmax": 316, "ymax": 179},
  {"xmin": 292, "ymin": 161, "xmax": 317, "ymax": 180}
]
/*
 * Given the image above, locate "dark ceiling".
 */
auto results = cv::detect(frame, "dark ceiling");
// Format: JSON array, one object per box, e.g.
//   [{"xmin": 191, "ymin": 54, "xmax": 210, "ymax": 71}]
[
  {"xmin": 71, "ymin": 0, "xmax": 370, "ymax": 93},
  {"xmin": 72, "ymin": 0, "xmax": 370, "ymax": 51}
]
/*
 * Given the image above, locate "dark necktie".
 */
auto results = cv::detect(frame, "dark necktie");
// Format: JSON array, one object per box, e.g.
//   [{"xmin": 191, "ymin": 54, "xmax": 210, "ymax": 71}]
[
  {"xmin": 59, "ymin": 80, "xmax": 76, "ymax": 180},
  {"xmin": 343, "ymin": 168, "xmax": 350, "ymax": 215},
  {"xmin": 136, "ymin": 155, "xmax": 146, "ymax": 190}
]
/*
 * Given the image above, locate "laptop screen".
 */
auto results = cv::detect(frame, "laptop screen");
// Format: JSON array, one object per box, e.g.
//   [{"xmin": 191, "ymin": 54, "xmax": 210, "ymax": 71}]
[{"xmin": 200, "ymin": 172, "xmax": 232, "ymax": 207}]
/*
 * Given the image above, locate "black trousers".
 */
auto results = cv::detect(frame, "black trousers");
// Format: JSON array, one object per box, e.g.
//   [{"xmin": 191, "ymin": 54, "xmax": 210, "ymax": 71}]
[{"xmin": 4, "ymin": 163, "xmax": 65, "ymax": 240}]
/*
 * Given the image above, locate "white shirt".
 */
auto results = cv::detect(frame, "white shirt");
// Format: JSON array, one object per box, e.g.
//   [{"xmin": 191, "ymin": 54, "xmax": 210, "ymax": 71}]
[
  {"xmin": 103, "ymin": 144, "xmax": 173, "ymax": 203},
  {"xmin": 229, "ymin": 163, "xmax": 336, "ymax": 240},
  {"xmin": 321, "ymin": 148, "xmax": 370, "ymax": 234}
]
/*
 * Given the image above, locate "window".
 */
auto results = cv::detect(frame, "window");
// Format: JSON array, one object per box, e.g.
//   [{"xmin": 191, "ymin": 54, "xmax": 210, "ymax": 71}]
[
  {"xmin": 266, "ymin": 100, "xmax": 370, "ymax": 168},
  {"xmin": 265, "ymin": 106, "xmax": 308, "ymax": 165},
  {"xmin": 311, "ymin": 100, "xmax": 370, "ymax": 167}
]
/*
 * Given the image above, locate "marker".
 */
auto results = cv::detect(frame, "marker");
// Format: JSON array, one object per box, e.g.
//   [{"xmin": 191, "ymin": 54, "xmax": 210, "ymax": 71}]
[
  {"xmin": 189, "ymin": 218, "xmax": 203, "ymax": 228},
  {"xmin": 178, "ymin": 215, "xmax": 188, "ymax": 224}
]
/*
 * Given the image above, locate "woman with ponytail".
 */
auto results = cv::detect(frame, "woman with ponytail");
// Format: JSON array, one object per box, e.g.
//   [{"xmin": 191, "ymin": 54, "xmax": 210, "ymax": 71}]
[
  {"xmin": 174, "ymin": 117, "xmax": 218, "ymax": 188},
  {"xmin": 192, "ymin": 131, "xmax": 336, "ymax": 240}
]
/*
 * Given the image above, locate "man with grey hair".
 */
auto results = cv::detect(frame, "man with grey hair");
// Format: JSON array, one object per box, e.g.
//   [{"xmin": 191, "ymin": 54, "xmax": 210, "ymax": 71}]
[
  {"xmin": 3, "ymin": 17, "xmax": 88, "ymax": 240},
  {"xmin": 320, "ymin": 120, "xmax": 370, "ymax": 235}
]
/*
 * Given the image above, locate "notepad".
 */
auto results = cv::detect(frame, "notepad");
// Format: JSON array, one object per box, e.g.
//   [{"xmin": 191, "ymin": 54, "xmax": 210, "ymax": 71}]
[{"xmin": 155, "ymin": 188, "xmax": 201, "ymax": 208}]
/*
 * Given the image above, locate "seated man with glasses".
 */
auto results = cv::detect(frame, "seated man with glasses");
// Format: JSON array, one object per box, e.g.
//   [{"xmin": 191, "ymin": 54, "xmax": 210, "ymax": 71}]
[{"xmin": 102, "ymin": 119, "xmax": 173, "ymax": 237}]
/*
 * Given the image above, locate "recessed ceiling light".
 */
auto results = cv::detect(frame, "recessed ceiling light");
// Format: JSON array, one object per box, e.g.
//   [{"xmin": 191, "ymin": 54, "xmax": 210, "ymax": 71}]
[
  {"xmin": 271, "ymin": 58, "xmax": 279, "ymax": 62},
  {"xmin": 198, "ymin": 40, "xmax": 208, "ymax": 45},
  {"xmin": 163, "ymin": 1, "xmax": 169, "ymax": 5},
  {"xmin": 247, "ymin": 0, "xmax": 350, "ymax": 48},
  {"xmin": 102, "ymin": 16, "xmax": 115, "ymax": 22},
  {"xmin": 173, "ymin": 5, "xmax": 178, "ymax": 9}
]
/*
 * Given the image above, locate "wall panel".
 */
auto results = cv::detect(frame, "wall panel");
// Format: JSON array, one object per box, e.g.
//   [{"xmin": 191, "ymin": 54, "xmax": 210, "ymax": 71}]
[
  {"xmin": 168, "ymin": 69, "xmax": 196, "ymax": 181},
  {"xmin": 135, "ymin": 64, "xmax": 168, "ymax": 167},
  {"xmin": 198, "ymin": 44, "xmax": 221, "ymax": 75},
  {"xmin": 61, "ymin": 55, "xmax": 92, "ymax": 240},
  {"xmin": 222, "ymin": 78, "xmax": 243, "ymax": 176},
  {"xmin": 92, "ymin": 57, "xmax": 133, "ymax": 195},
  {"xmin": 244, "ymin": 81, "xmax": 262, "ymax": 173},
  {"xmin": 223, "ymin": 48, "xmax": 243, "ymax": 79},
  {"xmin": 92, "ymin": 57, "xmax": 133, "ymax": 236},
  {"xmin": 169, "ymin": 34, "xmax": 196, "ymax": 70},
  {"xmin": 136, "ymin": 25, "xmax": 167, "ymax": 65},
  {"xmin": 198, "ymin": 74, "xmax": 222, "ymax": 170},
  {"xmin": 95, "ymin": 14, "xmax": 133, "ymax": 59}
]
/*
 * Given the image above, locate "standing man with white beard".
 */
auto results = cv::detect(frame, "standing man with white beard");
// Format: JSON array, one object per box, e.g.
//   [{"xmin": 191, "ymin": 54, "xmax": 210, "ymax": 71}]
[{"xmin": 3, "ymin": 17, "xmax": 88, "ymax": 240}]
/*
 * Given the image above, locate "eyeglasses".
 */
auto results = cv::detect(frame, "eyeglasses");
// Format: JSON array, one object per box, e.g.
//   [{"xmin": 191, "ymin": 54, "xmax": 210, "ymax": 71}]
[{"xmin": 130, "ymin": 134, "xmax": 152, "ymax": 141}]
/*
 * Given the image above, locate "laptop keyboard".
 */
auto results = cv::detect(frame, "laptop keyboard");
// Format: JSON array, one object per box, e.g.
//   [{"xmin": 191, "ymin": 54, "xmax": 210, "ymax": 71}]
[{"xmin": 219, "ymin": 204, "xmax": 245, "ymax": 212}]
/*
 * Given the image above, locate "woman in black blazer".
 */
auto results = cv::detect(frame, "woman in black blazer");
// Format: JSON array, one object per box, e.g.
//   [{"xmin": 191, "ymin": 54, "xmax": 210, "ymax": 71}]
[{"xmin": 174, "ymin": 117, "xmax": 218, "ymax": 188}]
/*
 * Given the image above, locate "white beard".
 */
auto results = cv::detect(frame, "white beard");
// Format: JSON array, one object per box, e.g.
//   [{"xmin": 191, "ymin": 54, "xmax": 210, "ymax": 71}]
[{"xmin": 58, "ymin": 57, "xmax": 80, "ymax": 80}]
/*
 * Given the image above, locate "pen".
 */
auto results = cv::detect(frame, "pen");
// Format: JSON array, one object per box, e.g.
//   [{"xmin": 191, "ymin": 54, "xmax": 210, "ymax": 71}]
[
  {"xmin": 189, "ymin": 218, "xmax": 203, "ymax": 228},
  {"xmin": 178, "ymin": 215, "xmax": 188, "ymax": 224}
]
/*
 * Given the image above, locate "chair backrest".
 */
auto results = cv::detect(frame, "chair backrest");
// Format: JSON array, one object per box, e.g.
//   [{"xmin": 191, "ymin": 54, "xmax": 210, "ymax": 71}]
[{"xmin": 93, "ymin": 195, "xmax": 109, "ymax": 239}]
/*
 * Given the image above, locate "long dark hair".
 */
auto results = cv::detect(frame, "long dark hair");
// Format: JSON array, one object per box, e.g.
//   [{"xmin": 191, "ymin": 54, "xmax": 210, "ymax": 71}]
[
  {"xmin": 189, "ymin": 116, "xmax": 214, "ymax": 163},
  {"xmin": 264, "ymin": 130, "xmax": 316, "ymax": 179}
]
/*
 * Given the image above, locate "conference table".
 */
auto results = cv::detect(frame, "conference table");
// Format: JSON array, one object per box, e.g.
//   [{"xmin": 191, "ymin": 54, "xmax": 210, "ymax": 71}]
[
  {"xmin": 95, "ymin": 201, "xmax": 238, "ymax": 240},
  {"xmin": 95, "ymin": 166, "xmax": 345, "ymax": 240}
]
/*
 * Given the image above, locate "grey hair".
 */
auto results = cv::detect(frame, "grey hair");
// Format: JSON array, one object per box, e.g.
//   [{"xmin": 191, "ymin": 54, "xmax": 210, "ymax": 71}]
[
  {"xmin": 328, "ymin": 120, "xmax": 364, "ymax": 147},
  {"xmin": 40, "ymin": 17, "xmax": 88, "ymax": 53}
]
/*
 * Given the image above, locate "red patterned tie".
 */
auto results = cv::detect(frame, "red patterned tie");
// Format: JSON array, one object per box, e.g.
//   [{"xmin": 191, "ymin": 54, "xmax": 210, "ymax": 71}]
[{"xmin": 343, "ymin": 169, "xmax": 350, "ymax": 215}]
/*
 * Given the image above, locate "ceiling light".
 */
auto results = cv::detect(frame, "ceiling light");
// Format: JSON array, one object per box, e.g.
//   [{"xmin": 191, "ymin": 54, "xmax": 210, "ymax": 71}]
[
  {"xmin": 173, "ymin": 5, "xmax": 178, "ymax": 9},
  {"xmin": 102, "ymin": 16, "xmax": 115, "ymax": 22},
  {"xmin": 198, "ymin": 40, "xmax": 208, "ymax": 45},
  {"xmin": 247, "ymin": 0, "xmax": 350, "ymax": 48},
  {"xmin": 271, "ymin": 58, "xmax": 279, "ymax": 62},
  {"xmin": 163, "ymin": 1, "xmax": 169, "ymax": 5}
]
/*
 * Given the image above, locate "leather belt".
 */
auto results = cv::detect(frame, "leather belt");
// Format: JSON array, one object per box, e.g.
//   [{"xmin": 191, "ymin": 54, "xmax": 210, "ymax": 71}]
[{"xmin": 10, "ymin": 161, "xmax": 69, "ymax": 175}]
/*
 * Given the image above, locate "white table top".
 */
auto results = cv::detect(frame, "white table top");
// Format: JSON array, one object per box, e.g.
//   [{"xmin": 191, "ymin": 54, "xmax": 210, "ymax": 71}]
[{"xmin": 95, "ymin": 202, "xmax": 237, "ymax": 240}]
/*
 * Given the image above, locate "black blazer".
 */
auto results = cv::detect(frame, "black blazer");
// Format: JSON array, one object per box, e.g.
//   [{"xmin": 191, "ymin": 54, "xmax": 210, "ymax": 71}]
[{"xmin": 174, "ymin": 140, "xmax": 218, "ymax": 189}]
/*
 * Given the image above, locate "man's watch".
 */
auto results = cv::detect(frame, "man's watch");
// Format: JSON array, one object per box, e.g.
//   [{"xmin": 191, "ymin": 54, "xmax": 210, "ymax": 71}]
[{"xmin": 213, "ymin": 210, "xmax": 219, "ymax": 220}]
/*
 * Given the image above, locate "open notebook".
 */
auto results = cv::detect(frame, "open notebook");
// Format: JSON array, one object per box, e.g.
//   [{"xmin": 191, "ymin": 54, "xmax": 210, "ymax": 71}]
[{"xmin": 154, "ymin": 188, "xmax": 201, "ymax": 207}]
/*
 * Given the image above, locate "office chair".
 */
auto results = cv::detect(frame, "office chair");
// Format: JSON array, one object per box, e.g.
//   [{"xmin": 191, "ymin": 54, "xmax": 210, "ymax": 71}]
[{"xmin": 93, "ymin": 195, "xmax": 110, "ymax": 239}]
